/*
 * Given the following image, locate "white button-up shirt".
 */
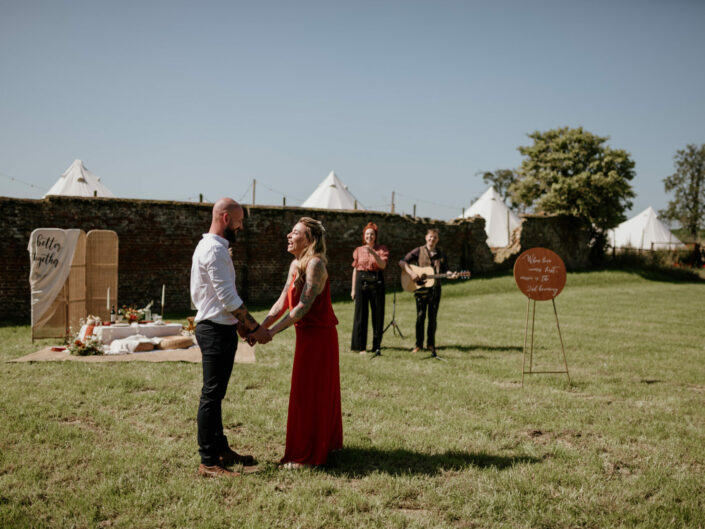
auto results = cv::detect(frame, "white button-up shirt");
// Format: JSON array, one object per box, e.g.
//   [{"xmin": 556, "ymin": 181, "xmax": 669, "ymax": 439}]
[{"xmin": 190, "ymin": 233, "xmax": 244, "ymax": 325}]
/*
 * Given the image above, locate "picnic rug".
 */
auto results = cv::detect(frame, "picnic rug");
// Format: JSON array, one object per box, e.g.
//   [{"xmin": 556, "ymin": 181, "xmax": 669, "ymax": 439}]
[{"xmin": 9, "ymin": 343, "xmax": 256, "ymax": 364}]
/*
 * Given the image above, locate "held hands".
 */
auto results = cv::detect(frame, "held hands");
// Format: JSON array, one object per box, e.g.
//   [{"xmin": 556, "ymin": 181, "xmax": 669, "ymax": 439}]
[
  {"xmin": 246, "ymin": 326, "xmax": 272, "ymax": 346},
  {"xmin": 237, "ymin": 321, "xmax": 273, "ymax": 346}
]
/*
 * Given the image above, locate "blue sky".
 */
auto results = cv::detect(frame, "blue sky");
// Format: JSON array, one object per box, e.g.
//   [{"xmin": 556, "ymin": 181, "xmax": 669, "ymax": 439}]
[{"xmin": 1, "ymin": 0, "xmax": 703, "ymax": 221}]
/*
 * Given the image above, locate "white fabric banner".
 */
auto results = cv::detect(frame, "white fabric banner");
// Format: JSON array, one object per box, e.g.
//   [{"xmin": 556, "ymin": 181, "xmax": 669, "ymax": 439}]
[{"xmin": 28, "ymin": 229, "xmax": 81, "ymax": 327}]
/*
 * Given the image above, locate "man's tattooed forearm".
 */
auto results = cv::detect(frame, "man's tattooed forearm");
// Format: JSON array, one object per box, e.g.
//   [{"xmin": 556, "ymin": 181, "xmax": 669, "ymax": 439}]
[{"xmin": 233, "ymin": 304, "xmax": 259, "ymax": 330}]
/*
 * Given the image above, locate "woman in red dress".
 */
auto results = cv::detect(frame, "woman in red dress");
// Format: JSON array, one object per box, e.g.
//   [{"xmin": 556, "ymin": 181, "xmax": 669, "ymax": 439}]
[{"xmin": 259, "ymin": 217, "xmax": 343, "ymax": 468}]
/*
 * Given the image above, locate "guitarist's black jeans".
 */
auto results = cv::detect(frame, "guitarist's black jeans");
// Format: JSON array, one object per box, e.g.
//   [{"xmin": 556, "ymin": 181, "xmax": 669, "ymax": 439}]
[
  {"xmin": 414, "ymin": 286, "xmax": 441, "ymax": 349},
  {"xmin": 351, "ymin": 271, "xmax": 385, "ymax": 351}
]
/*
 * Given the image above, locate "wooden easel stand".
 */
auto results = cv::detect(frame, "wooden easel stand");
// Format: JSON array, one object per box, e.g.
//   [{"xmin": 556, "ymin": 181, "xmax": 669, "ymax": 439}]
[{"xmin": 521, "ymin": 297, "xmax": 571, "ymax": 386}]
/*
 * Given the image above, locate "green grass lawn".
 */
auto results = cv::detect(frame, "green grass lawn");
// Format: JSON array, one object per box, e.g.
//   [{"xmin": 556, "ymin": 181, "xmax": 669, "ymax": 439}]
[{"xmin": 1, "ymin": 271, "xmax": 704, "ymax": 528}]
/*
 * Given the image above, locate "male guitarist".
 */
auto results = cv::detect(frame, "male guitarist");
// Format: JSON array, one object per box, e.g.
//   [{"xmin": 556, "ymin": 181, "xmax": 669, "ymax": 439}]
[{"xmin": 398, "ymin": 228, "xmax": 454, "ymax": 355}]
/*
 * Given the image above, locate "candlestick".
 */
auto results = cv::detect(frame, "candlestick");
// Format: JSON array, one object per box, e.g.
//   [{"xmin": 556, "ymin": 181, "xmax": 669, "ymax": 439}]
[
  {"xmin": 107, "ymin": 287, "xmax": 110, "ymax": 310},
  {"xmin": 161, "ymin": 284, "xmax": 165, "ymax": 316}
]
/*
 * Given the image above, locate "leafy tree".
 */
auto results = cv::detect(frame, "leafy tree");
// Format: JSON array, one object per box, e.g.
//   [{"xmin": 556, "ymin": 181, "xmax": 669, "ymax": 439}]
[
  {"xmin": 511, "ymin": 127, "xmax": 636, "ymax": 249},
  {"xmin": 477, "ymin": 169, "xmax": 520, "ymax": 207},
  {"xmin": 660, "ymin": 144, "xmax": 705, "ymax": 241}
]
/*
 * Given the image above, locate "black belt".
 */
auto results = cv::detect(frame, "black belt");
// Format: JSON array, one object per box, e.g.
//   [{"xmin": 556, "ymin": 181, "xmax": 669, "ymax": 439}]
[
  {"xmin": 358, "ymin": 270, "xmax": 383, "ymax": 292},
  {"xmin": 357, "ymin": 270, "xmax": 382, "ymax": 280}
]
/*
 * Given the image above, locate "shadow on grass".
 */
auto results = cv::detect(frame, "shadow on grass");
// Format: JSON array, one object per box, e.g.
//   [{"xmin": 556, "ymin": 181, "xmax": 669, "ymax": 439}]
[
  {"xmin": 625, "ymin": 266, "xmax": 704, "ymax": 283},
  {"xmin": 324, "ymin": 446, "xmax": 539, "ymax": 477},
  {"xmin": 377, "ymin": 344, "xmax": 521, "ymax": 356},
  {"xmin": 548, "ymin": 267, "xmax": 703, "ymax": 286},
  {"xmin": 435, "ymin": 344, "xmax": 523, "ymax": 353}
]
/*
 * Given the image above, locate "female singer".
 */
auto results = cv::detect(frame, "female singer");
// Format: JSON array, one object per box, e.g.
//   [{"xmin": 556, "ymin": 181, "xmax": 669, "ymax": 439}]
[{"xmin": 350, "ymin": 222, "xmax": 389, "ymax": 355}]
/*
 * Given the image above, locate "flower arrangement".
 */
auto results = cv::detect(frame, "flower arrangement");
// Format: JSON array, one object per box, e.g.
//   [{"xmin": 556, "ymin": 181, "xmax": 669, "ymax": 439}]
[
  {"xmin": 119, "ymin": 305, "xmax": 145, "ymax": 322},
  {"xmin": 67, "ymin": 335, "xmax": 104, "ymax": 356},
  {"xmin": 66, "ymin": 318, "xmax": 105, "ymax": 356}
]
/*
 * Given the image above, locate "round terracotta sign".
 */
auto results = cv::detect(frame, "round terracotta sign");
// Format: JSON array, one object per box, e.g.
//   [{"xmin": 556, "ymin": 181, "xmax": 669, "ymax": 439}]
[{"xmin": 513, "ymin": 248, "xmax": 566, "ymax": 301}]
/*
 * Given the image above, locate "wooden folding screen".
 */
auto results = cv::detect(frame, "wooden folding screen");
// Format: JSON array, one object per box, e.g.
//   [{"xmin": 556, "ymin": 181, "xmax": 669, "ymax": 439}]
[{"xmin": 85, "ymin": 230, "xmax": 119, "ymax": 322}]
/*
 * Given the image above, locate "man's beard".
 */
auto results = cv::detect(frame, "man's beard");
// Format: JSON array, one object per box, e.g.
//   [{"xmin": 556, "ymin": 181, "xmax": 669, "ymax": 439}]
[{"xmin": 224, "ymin": 227, "xmax": 237, "ymax": 244}]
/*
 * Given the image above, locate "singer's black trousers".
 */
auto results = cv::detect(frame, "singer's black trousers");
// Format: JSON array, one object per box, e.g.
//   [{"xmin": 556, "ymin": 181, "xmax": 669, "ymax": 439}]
[{"xmin": 351, "ymin": 271, "xmax": 385, "ymax": 351}]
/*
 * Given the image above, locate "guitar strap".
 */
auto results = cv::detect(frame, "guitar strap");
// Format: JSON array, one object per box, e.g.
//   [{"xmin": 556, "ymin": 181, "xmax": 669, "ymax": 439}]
[
  {"xmin": 419, "ymin": 245, "xmax": 441, "ymax": 273},
  {"xmin": 418, "ymin": 245, "xmax": 431, "ymax": 267}
]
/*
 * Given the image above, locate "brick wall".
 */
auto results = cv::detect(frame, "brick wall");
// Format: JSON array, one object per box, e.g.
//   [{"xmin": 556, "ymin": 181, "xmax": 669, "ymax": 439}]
[
  {"xmin": 493, "ymin": 214, "xmax": 592, "ymax": 270},
  {"xmin": 0, "ymin": 196, "xmax": 590, "ymax": 321}
]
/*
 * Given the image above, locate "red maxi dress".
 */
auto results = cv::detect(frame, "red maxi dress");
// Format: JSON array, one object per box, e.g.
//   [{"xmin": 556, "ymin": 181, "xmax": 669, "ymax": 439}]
[{"xmin": 282, "ymin": 275, "xmax": 343, "ymax": 465}]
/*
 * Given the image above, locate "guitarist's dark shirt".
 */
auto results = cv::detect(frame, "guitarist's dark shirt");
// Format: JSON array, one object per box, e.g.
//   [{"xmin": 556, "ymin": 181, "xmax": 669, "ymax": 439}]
[{"xmin": 402, "ymin": 245, "xmax": 448, "ymax": 292}]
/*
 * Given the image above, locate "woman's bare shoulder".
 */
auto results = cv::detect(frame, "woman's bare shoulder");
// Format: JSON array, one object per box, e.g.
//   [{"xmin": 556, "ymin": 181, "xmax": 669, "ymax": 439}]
[{"xmin": 306, "ymin": 256, "xmax": 328, "ymax": 275}]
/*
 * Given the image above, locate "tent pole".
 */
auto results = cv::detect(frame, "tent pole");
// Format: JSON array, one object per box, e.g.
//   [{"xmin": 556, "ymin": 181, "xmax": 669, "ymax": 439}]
[{"xmin": 507, "ymin": 209, "xmax": 510, "ymax": 245}]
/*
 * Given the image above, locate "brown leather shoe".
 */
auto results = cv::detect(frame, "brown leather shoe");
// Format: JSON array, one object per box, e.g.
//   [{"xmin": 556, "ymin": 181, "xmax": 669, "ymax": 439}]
[
  {"xmin": 219, "ymin": 447, "xmax": 257, "ymax": 467},
  {"xmin": 411, "ymin": 346, "xmax": 421, "ymax": 353},
  {"xmin": 198, "ymin": 464, "xmax": 240, "ymax": 477}
]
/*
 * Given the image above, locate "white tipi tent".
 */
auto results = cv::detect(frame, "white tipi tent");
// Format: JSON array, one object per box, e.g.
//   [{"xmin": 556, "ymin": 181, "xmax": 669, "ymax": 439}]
[
  {"xmin": 609, "ymin": 206, "xmax": 684, "ymax": 250},
  {"xmin": 44, "ymin": 159, "xmax": 116, "ymax": 198},
  {"xmin": 459, "ymin": 186, "xmax": 521, "ymax": 247},
  {"xmin": 301, "ymin": 171, "xmax": 365, "ymax": 210}
]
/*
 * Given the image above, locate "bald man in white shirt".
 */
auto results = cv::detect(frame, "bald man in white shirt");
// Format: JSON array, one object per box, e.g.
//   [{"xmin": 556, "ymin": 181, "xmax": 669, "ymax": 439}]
[{"xmin": 190, "ymin": 197, "xmax": 270, "ymax": 478}]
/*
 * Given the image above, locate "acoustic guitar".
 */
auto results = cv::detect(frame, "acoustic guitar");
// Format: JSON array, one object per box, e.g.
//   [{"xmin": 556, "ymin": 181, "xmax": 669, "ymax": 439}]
[{"xmin": 400, "ymin": 264, "xmax": 471, "ymax": 292}]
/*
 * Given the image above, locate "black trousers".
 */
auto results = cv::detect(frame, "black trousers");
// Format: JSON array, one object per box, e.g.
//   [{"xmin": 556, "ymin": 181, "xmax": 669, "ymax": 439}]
[
  {"xmin": 195, "ymin": 320, "xmax": 238, "ymax": 465},
  {"xmin": 351, "ymin": 271, "xmax": 385, "ymax": 351},
  {"xmin": 415, "ymin": 287, "xmax": 441, "ymax": 348}
]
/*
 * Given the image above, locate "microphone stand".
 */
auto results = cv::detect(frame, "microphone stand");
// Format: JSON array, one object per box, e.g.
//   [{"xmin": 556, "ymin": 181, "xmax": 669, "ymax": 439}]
[
  {"xmin": 383, "ymin": 289, "xmax": 404, "ymax": 339},
  {"xmin": 424, "ymin": 348, "xmax": 444, "ymax": 361}
]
